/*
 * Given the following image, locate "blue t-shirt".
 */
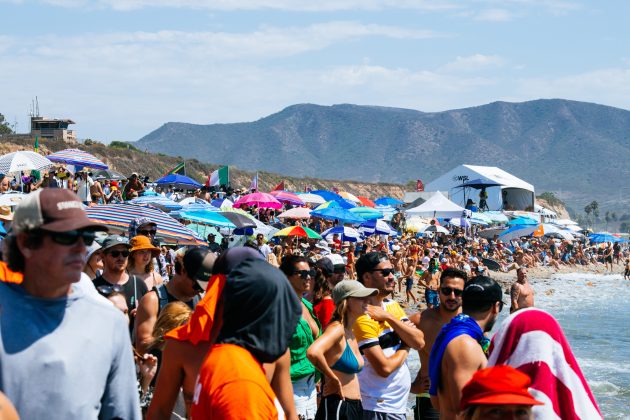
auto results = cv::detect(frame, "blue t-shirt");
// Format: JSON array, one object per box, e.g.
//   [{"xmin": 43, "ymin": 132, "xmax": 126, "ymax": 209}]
[{"xmin": 0, "ymin": 282, "xmax": 141, "ymax": 419}]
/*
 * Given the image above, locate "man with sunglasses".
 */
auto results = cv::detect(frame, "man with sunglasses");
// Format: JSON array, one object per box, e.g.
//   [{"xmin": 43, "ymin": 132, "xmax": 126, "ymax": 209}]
[
  {"xmin": 428, "ymin": 275, "xmax": 505, "ymax": 420},
  {"xmin": 0, "ymin": 188, "xmax": 140, "ymax": 419},
  {"xmin": 353, "ymin": 252, "xmax": 425, "ymax": 420},
  {"xmin": 134, "ymin": 247, "xmax": 213, "ymax": 354},
  {"xmin": 409, "ymin": 268, "xmax": 467, "ymax": 420},
  {"xmin": 93, "ymin": 235, "xmax": 149, "ymax": 328}
]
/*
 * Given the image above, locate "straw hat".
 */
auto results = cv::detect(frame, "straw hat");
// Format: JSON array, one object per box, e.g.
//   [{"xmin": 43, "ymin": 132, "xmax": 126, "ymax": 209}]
[
  {"xmin": 0, "ymin": 206, "xmax": 13, "ymax": 221},
  {"xmin": 129, "ymin": 235, "xmax": 161, "ymax": 257}
]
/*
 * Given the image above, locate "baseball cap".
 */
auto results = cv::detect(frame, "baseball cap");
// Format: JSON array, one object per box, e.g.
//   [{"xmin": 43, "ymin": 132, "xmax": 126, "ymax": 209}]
[
  {"xmin": 460, "ymin": 365, "xmax": 544, "ymax": 410},
  {"xmin": 327, "ymin": 253, "xmax": 345, "ymax": 270},
  {"xmin": 316, "ymin": 257, "xmax": 334, "ymax": 276},
  {"xmin": 183, "ymin": 247, "xmax": 217, "ymax": 290},
  {"xmin": 332, "ymin": 280, "xmax": 378, "ymax": 305},
  {"xmin": 101, "ymin": 235, "xmax": 131, "ymax": 251},
  {"xmin": 355, "ymin": 252, "xmax": 389, "ymax": 283},
  {"xmin": 462, "ymin": 275, "xmax": 505, "ymax": 311},
  {"xmin": 12, "ymin": 189, "xmax": 106, "ymax": 234}
]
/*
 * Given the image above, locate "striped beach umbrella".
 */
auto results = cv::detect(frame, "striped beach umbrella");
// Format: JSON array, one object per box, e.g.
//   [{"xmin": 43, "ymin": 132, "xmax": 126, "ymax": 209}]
[
  {"xmin": 0, "ymin": 151, "xmax": 54, "ymax": 174},
  {"xmin": 322, "ymin": 226, "xmax": 363, "ymax": 242},
  {"xmin": 47, "ymin": 148, "xmax": 108, "ymax": 169},
  {"xmin": 85, "ymin": 203, "xmax": 204, "ymax": 245},
  {"xmin": 338, "ymin": 191, "xmax": 361, "ymax": 203},
  {"xmin": 273, "ymin": 226, "xmax": 322, "ymax": 239}
]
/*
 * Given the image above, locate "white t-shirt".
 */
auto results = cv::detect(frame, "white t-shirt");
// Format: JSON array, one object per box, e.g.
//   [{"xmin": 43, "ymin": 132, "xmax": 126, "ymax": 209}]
[{"xmin": 77, "ymin": 176, "xmax": 94, "ymax": 202}]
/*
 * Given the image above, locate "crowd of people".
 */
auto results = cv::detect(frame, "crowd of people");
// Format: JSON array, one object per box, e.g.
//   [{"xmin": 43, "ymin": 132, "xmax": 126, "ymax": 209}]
[{"xmin": 0, "ymin": 167, "xmax": 614, "ymax": 420}]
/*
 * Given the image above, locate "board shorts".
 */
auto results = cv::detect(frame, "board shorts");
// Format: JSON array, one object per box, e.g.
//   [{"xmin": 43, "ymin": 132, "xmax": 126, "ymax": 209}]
[
  {"xmin": 405, "ymin": 277, "xmax": 414, "ymax": 292},
  {"xmin": 315, "ymin": 395, "xmax": 362, "ymax": 420},
  {"xmin": 425, "ymin": 289, "xmax": 439, "ymax": 307}
]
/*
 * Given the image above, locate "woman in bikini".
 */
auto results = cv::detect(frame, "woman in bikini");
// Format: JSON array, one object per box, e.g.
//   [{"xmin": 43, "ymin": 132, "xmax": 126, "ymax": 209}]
[
  {"xmin": 127, "ymin": 235, "xmax": 164, "ymax": 291},
  {"xmin": 307, "ymin": 280, "xmax": 378, "ymax": 420}
]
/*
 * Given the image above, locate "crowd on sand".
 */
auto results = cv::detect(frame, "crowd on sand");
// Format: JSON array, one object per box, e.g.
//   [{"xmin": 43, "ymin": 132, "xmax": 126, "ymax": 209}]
[{"xmin": 0, "ymin": 167, "xmax": 616, "ymax": 420}]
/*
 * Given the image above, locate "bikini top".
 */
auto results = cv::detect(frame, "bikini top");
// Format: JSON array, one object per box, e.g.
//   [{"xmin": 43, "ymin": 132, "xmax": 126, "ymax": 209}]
[{"xmin": 331, "ymin": 339, "xmax": 362, "ymax": 374}]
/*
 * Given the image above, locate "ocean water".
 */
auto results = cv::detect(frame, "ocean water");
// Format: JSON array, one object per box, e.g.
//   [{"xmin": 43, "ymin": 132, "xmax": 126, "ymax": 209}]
[{"xmin": 406, "ymin": 273, "xmax": 630, "ymax": 418}]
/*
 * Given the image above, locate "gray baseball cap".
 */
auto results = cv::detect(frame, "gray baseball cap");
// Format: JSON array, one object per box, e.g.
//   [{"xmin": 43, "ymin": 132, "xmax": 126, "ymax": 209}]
[
  {"xmin": 332, "ymin": 280, "xmax": 378, "ymax": 305},
  {"xmin": 101, "ymin": 235, "xmax": 131, "ymax": 251}
]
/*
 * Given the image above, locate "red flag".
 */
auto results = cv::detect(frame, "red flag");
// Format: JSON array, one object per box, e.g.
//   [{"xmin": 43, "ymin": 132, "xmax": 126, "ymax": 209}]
[
  {"xmin": 273, "ymin": 180, "xmax": 284, "ymax": 191},
  {"xmin": 416, "ymin": 179, "xmax": 424, "ymax": 191}
]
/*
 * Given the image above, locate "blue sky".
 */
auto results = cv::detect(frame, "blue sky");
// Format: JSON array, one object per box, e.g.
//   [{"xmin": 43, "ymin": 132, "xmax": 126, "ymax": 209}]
[{"xmin": 2, "ymin": 0, "xmax": 629, "ymax": 141}]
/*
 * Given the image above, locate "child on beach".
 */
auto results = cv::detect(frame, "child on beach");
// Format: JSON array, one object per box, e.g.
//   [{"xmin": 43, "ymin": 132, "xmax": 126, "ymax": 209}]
[
  {"xmin": 404, "ymin": 257, "xmax": 418, "ymax": 305},
  {"xmin": 624, "ymin": 259, "xmax": 630, "ymax": 280}
]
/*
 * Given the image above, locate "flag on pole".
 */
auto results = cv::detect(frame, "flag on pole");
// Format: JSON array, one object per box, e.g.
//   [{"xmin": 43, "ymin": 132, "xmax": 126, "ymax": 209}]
[
  {"xmin": 208, "ymin": 166, "xmax": 229, "ymax": 187},
  {"xmin": 34, "ymin": 135, "xmax": 39, "ymax": 153},
  {"xmin": 250, "ymin": 172, "xmax": 258, "ymax": 192},
  {"xmin": 164, "ymin": 161, "xmax": 186, "ymax": 176},
  {"xmin": 273, "ymin": 180, "xmax": 284, "ymax": 191}
]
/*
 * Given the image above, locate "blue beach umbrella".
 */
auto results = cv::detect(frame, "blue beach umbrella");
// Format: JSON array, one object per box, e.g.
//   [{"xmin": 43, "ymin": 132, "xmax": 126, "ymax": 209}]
[
  {"xmin": 508, "ymin": 216, "xmax": 539, "ymax": 226},
  {"xmin": 155, "ymin": 174, "xmax": 203, "ymax": 189},
  {"xmin": 321, "ymin": 226, "xmax": 363, "ymax": 242},
  {"xmin": 311, "ymin": 207, "xmax": 366, "ymax": 224},
  {"xmin": 349, "ymin": 206, "xmax": 382, "ymax": 220},
  {"xmin": 374, "ymin": 196, "xmax": 404, "ymax": 206},
  {"xmin": 588, "ymin": 233, "xmax": 621, "ymax": 243}
]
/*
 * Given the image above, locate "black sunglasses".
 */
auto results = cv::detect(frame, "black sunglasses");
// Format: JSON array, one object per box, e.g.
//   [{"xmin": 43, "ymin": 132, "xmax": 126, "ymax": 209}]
[
  {"xmin": 106, "ymin": 250, "xmax": 130, "ymax": 258},
  {"xmin": 97, "ymin": 284, "xmax": 124, "ymax": 296},
  {"xmin": 371, "ymin": 268, "xmax": 395, "ymax": 276},
  {"xmin": 293, "ymin": 269, "xmax": 315, "ymax": 279},
  {"xmin": 138, "ymin": 229, "xmax": 157, "ymax": 236},
  {"xmin": 440, "ymin": 287, "xmax": 464, "ymax": 297},
  {"xmin": 43, "ymin": 229, "xmax": 96, "ymax": 246}
]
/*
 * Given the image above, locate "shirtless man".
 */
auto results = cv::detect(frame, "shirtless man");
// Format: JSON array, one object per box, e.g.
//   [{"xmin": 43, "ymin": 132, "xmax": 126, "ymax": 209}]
[
  {"xmin": 429, "ymin": 276, "xmax": 504, "ymax": 420},
  {"xmin": 419, "ymin": 258, "xmax": 440, "ymax": 309},
  {"xmin": 510, "ymin": 266, "xmax": 534, "ymax": 313},
  {"xmin": 409, "ymin": 268, "xmax": 467, "ymax": 420}
]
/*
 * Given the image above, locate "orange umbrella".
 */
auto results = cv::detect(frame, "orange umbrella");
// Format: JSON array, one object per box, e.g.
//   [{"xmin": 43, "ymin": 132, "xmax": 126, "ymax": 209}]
[{"xmin": 357, "ymin": 196, "xmax": 376, "ymax": 207}]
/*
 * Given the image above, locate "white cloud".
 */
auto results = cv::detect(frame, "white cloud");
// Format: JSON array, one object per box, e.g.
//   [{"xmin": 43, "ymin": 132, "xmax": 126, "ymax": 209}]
[
  {"xmin": 439, "ymin": 54, "xmax": 505, "ymax": 73},
  {"xmin": 474, "ymin": 8, "xmax": 513, "ymax": 21}
]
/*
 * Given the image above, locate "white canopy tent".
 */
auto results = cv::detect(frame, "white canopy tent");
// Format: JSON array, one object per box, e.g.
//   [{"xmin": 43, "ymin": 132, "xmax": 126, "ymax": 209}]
[
  {"xmin": 425, "ymin": 165, "xmax": 535, "ymax": 211},
  {"xmin": 405, "ymin": 191, "xmax": 466, "ymax": 218}
]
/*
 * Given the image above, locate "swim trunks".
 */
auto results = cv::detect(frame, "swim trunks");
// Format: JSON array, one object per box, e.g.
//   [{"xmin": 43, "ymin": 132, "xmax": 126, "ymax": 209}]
[{"xmin": 425, "ymin": 289, "xmax": 439, "ymax": 307}]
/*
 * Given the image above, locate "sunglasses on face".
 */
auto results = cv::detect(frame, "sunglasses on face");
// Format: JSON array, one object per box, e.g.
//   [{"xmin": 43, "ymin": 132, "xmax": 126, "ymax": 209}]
[
  {"xmin": 43, "ymin": 229, "xmax": 96, "ymax": 246},
  {"xmin": 371, "ymin": 268, "xmax": 395, "ymax": 276},
  {"xmin": 138, "ymin": 229, "xmax": 157, "ymax": 236},
  {"xmin": 107, "ymin": 250, "xmax": 130, "ymax": 258},
  {"xmin": 97, "ymin": 284, "xmax": 124, "ymax": 295},
  {"xmin": 293, "ymin": 269, "xmax": 315, "ymax": 279},
  {"xmin": 440, "ymin": 287, "xmax": 464, "ymax": 297}
]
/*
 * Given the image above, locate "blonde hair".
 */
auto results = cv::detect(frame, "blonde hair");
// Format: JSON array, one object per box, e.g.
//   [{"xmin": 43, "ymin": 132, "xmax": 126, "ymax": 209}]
[
  {"xmin": 148, "ymin": 302, "xmax": 192, "ymax": 351},
  {"xmin": 330, "ymin": 299, "xmax": 350, "ymax": 328}
]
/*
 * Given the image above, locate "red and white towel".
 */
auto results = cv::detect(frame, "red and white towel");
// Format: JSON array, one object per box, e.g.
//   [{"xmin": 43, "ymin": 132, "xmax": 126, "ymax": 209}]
[{"xmin": 488, "ymin": 308, "xmax": 602, "ymax": 420}]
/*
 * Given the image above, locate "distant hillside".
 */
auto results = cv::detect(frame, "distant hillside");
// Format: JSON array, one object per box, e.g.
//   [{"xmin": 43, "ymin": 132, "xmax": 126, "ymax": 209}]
[
  {"xmin": 136, "ymin": 99, "xmax": 630, "ymax": 213},
  {"xmin": 0, "ymin": 136, "xmax": 406, "ymax": 199}
]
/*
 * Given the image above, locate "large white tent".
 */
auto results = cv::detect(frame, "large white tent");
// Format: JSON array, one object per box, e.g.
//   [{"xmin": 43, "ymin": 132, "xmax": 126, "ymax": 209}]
[
  {"xmin": 405, "ymin": 191, "xmax": 466, "ymax": 218},
  {"xmin": 425, "ymin": 165, "xmax": 535, "ymax": 211}
]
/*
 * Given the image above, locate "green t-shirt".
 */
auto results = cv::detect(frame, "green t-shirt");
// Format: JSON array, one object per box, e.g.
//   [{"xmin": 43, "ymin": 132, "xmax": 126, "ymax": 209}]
[{"xmin": 289, "ymin": 298, "xmax": 322, "ymax": 381}]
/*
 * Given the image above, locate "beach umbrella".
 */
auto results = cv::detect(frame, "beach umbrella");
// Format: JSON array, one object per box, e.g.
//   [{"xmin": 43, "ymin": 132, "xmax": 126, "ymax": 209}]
[
  {"xmin": 499, "ymin": 224, "xmax": 567, "ymax": 241},
  {"xmin": 187, "ymin": 224, "xmax": 223, "ymax": 243},
  {"xmin": 278, "ymin": 207, "xmax": 312, "ymax": 219},
  {"xmin": 217, "ymin": 211, "xmax": 257, "ymax": 228},
  {"xmin": 178, "ymin": 211, "xmax": 237, "ymax": 228},
  {"xmin": 233, "ymin": 192, "xmax": 282, "ymax": 209},
  {"xmin": 155, "ymin": 174, "xmax": 203, "ymax": 189},
  {"xmin": 508, "ymin": 216, "xmax": 539, "ymax": 226},
  {"xmin": 374, "ymin": 196, "xmax": 404, "ymax": 206},
  {"xmin": 349, "ymin": 206, "xmax": 382, "ymax": 220},
  {"xmin": 296, "ymin": 193, "xmax": 326, "ymax": 205},
  {"xmin": 314, "ymin": 200, "xmax": 354, "ymax": 210},
  {"xmin": 85, "ymin": 203, "xmax": 204, "ymax": 245},
  {"xmin": 482, "ymin": 211, "xmax": 509, "ymax": 224},
  {"xmin": 130, "ymin": 195, "xmax": 183, "ymax": 211},
  {"xmin": 210, "ymin": 198, "xmax": 233, "ymax": 209},
  {"xmin": 92, "ymin": 169, "xmax": 126, "ymax": 181},
  {"xmin": 554, "ymin": 218, "xmax": 579, "ymax": 226},
  {"xmin": 423, "ymin": 225, "xmax": 450, "ymax": 234},
  {"xmin": 322, "ymin": 226, "xmax": 363, "ymax": 242},
  {"xmin": 358, "ymin": 219, "xmax": 396, "ymax": 236},
  {"xmin": 310, "ymin": 190, "xmax": 345, "ymax": 202},
  {"xmin": 478, "ymin": 227, "xmax": 507, "ymax": 239},
  {"xmin": 588, "ymin": 233, "xmax": 621, "ymax": 243},
  {"xmin": 219, "ymin": 207, "xmax": 257, "ymax": 220},
  {"xmin": 405, "ymin": 217, "xmax": 429, "ymax": 233},
  {"xmin": 47, "ymin": 148, "xmax": 108, "ymax": 170},
  {"xmin": 273, "ymin": 226, "xmax": 322, "ymax": 239},
  {"xmin": 0, "ymin": 151, "xmax": 53, "ymax": 174},
  {"xmin": 448, "ymin": 218, "xmax": 471, "ymax": 228},
  {"xmin": 0, "ymin": 191, "xmax": 26, "ymax": 207},
  {"xmin": 178, "ymin": 197, "xmax": 212, "ymax": 206},
  {"xmin": 338, "ymin": 191, "xmax": 361, "ymax": 203},
  {"xmin": 357, "ymin": 196, "xmax": 376, "ymax": 208},
  {"xmin": 310, "ymin": 207, "xmax": 366, "ymax": 224},
  {"xmin": 269, "ymin": 190, "xmax": 305, "ymax": 206}
]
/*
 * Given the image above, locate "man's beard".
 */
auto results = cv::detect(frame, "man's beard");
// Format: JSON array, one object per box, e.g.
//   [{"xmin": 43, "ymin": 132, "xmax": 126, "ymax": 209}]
[{"xmin": 484, "ymin": 312, "xmax": 498, "ymax": 333}]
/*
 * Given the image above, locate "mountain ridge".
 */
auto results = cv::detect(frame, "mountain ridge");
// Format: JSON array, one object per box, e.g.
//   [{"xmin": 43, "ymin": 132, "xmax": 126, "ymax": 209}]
[{"xmin": 136, "ymin": 99, "xmax": 630, "ymax": 212}]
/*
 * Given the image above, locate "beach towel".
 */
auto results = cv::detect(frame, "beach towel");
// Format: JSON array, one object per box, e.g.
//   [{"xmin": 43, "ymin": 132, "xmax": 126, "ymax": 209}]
[
  {"xmin": 488, "ymin": 308, "xmax": 602, "ymax": 420},
  {"xmin": 428, "ymin": 314, "xmax": 484, "ymax": 396}
]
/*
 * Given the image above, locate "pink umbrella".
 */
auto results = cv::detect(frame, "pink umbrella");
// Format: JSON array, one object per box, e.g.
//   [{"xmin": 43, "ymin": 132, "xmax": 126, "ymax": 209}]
[
  {"xmin": 269, "ymin": 190, "xmax": 305, "ymax": 206},
  {"xmin": 233, "ymin": 192, "xmax": 283, "ymax": 209}
]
